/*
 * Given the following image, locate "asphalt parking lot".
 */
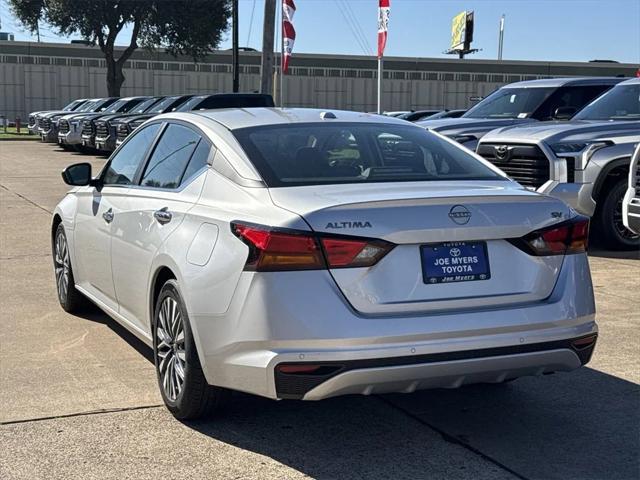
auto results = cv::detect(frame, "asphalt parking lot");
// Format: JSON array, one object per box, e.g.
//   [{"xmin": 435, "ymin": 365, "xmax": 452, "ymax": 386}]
[{"xmin": 0, "ymin": 141, "xmax": 638, "ymax": 480}]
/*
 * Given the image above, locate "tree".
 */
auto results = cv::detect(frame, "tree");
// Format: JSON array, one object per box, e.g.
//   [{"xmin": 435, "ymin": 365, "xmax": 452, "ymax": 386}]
[{"xmin": 9, "ymin": 0, "xmax": 231, "ymax": 96}]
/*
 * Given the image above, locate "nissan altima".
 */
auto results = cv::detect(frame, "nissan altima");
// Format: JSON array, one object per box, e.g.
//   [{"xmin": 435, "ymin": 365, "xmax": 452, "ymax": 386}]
[{"xmin": 52, "ymin": 108, "xmax": 597, "ymax": 419}]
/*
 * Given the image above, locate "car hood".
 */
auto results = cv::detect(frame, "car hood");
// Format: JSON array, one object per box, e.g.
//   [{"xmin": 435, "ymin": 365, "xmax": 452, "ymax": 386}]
[
  {"xmin": 481, "ymin": 120, "xmax": 640, "ymax": 145},
  {"xmin": 41, "ymin": 110, "xmax": 74, "ymax": 119},
  {"xmin": 416, "ymin": 117, "xmax": 537, "ymax": 138}
]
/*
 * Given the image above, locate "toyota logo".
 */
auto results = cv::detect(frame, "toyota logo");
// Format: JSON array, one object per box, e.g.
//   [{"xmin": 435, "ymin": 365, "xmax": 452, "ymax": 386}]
[
  {"xmin": 449, "ymin": 247, "xmax": 461, "ymax": 257},
  {"xmin": 495, "ymin": 145, "xmax": 510, "ymax": 160},
  {"xmin": 448, "ymin": 205, "xmax": 471, "ymax": 225}
]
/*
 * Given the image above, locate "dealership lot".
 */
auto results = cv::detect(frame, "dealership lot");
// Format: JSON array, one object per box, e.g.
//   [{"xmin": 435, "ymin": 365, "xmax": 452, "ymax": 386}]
[{"xmin": 0, "ymin": 141, "xmax": 638, "ymax": 479}]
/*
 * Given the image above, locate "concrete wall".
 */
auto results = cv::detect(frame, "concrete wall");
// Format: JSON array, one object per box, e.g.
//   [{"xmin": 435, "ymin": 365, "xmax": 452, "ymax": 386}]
[{"xmin": 1, "ymin": 41, "xmax": 638, "ymax": 120}]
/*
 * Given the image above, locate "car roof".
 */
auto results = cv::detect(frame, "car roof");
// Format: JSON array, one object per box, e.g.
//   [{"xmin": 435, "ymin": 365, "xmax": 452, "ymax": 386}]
[
  {"xmin": 503, "ymin": 77, "xmax": 626, "ymax": 88},
  {"xmin": 618, "ymin": 77, "xmax": 640, "ymax": 85},
  {"xmin": 192, "ymin": 108, "xmax": 410, "ymax": 130}
]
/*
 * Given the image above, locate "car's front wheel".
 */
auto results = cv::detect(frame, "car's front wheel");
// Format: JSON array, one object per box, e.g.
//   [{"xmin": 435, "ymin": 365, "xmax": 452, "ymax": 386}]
[
  {"xmin": 153, "ymin": 279, "xmax": 228, "ymax": 420},
  {"xmin": 595, "ymin": 178, "xmax": 640, "ymax": 250}
]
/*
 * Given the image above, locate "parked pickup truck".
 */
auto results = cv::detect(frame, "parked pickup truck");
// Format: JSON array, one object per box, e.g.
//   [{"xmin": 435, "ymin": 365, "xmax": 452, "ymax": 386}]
[
  {"xmin": 477, "ymin": 78, "xmax": 640, "ymax": 249},
  {"xmin": 417, "ymin": 77, "xmax": 624, "ymax": 151}
]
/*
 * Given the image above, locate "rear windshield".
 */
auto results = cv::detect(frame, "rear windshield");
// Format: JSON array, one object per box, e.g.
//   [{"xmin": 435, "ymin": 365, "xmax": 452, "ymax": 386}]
[{"xmin": 233, "ymin": 123, "xmax": 502, "ymax": 187}]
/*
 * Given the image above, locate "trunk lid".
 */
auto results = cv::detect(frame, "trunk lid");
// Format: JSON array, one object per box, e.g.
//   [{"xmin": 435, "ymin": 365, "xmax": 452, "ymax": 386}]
[{"xmin": 269, "ymin": 181, "xmax": 572, "ymax": 315}]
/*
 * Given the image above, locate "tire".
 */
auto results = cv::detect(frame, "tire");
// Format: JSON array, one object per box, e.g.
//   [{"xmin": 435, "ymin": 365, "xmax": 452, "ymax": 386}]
[
  {"xmin": 153, "ymin": 279, "xmax": 228, "ymax": 420},
  {"xmin": 594, "ymin": 178, "xmax": 640, "ymax": 250},
  {"xmin": 53, "ymin": 224, "xmax": 88, "ymax": 313}
]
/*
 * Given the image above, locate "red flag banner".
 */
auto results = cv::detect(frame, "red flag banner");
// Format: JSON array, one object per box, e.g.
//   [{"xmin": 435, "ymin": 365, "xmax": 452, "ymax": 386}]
[
  {"xmin": 377, "ymin": 0, "xmax": 390, "ymax": 58},
  {"xmin": 282, "ymin": 0, "xmax": 296, "ymax": 74}
]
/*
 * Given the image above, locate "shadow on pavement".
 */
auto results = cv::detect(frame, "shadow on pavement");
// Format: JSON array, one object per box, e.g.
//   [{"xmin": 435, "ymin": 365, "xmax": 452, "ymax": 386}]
[
  {"xmin": 589, "ymin": 247, "xmax": 639, "ymax": 260},
  {"xmin": 183, "ymin": 368, "xmax": 639, "ymax": 480},
  {"xmin": 74, "ymin": 303, "xmax": 153, "ymax": 363},
  {"xmin": 73, "ymin": 303, "xmax": 639, "ymax": 479}
]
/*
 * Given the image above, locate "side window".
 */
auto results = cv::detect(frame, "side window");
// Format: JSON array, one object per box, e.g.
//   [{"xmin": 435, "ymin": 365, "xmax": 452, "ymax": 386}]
[
  {"xmin": 140, "ymin": 124, "xmax": 201, "ymax": 189},
  {"xmin": 181, "ymin": 140, "xmax": 212, "ymax": 183},
  {"xmin": 535, "ymin": 86, "xmax": 610, "ymax": 120},
  {"xmin": 102, "ymin": 123, "xmax": 161, "ymax": 186}
]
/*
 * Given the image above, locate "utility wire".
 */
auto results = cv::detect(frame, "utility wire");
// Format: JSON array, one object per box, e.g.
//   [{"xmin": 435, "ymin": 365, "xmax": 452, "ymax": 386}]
[
  {"xmin": 246, "ymin": 0, "xmax": 257, "ymax": 48},
  {"xmin": 341, "ymin": 0, "xmax": 373, "ymax": 56},
  {"xmin": 333, "ymin": 0, "xmax": 369, "ymax": 56}
]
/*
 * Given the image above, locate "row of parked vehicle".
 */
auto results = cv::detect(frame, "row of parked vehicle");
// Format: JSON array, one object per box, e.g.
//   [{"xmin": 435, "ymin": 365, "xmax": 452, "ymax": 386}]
[
  {"xmin": 29, "ymin": 76, "xmax": 639, "ymax": 249},
  {"xmin": 411, "ymin": 77, "xmax": 639, "ymax": 250},
  {"xmin": 28, "ymin": 93, "xmax": 275, "ymax": 153}
]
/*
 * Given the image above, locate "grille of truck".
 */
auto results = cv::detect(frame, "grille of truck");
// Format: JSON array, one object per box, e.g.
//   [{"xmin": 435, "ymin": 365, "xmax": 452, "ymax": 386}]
[
  {"xmin": 116, "ymin": 124, "xmax": 129, "ymax": 143},
  {"xmin": 476, "ymin": 143, "xmax": 550, "ymax": 189},
  {"xmin": 81, "ymin": 120, "xmax": 94, "ymax": 138},
  {"xmin": 58, "ymin": 119, "xmax": 70, "ymax": 134},
  {"xmin": 95, "ymin": 121, "xmax": 109, "ymax": 139},
  {"xmin": 635, "ymin": 161, "xmax": 640, "ymax": 197}
]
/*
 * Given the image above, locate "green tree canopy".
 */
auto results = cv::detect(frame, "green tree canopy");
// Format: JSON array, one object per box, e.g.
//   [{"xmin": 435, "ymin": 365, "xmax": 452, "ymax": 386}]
[{"xmin": 9, "ymin": 0, "xmax": 231, "ymax": 96}]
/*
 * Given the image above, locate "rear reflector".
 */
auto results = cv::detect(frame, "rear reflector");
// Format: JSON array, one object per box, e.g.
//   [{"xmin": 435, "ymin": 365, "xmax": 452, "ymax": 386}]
[
  {"xmin": 571, "ymin": 334, "xmax": 597, "ymax": 350},
  {"xmin": 231, "ymin": 222, "xmax": 394, "ymax": 271},
  {"xmin": 511, "ymin": 216, "xmax": 589, "ymax": 256}
]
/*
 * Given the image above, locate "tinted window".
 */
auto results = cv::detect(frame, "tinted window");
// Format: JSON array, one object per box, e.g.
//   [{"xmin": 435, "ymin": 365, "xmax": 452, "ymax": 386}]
[
  {"xmin": 464, "ymin": 87, "xmax": 555, "ymax": 119},
  {"xmin": 181, "ymin": 140, "xmax": 211, "ymax": 182},
  {"xmin": 140, "ymin": 124, "xmax": 201, "ymax": 189},
  {"xmin": 102, "ymin": 123, "xmax": 161, "ymax": 185},
  {"xmin": 533, "ymin": 85, "xmax": 611, "ymax": 120},
  {"xmin": 233, "ymin": 123, "xmax": 502, "ymax": 187},
  {"xmin": 573, "ymin": 84, "xmax": 640, "ymax": 120}
]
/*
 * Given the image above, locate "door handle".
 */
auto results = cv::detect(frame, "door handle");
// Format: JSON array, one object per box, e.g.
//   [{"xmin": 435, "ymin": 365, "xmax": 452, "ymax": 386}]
[
  {"xmin": 102, "ymin": 208, "xmax": 114, "ymax": 224},
  {"xmin": 153, "ymin": 207, "xmax": 172, "ymax": 225}
]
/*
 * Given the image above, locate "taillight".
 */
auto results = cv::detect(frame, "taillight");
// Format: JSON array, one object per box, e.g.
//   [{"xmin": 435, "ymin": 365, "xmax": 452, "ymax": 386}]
[
  {"xmin": 320, "ymin": 237, "xmax": 393, "ymax": 268},
  {"xmin": 512, "ymin": 217, "xmax": 589, "ymax": 256},
  {"xmin": 231, "ymin": 222, "xmax": 394, "ymax": 271},
  {"xmin": 232, "ymin": 223, "xmax": 324, "ymax": 271}
]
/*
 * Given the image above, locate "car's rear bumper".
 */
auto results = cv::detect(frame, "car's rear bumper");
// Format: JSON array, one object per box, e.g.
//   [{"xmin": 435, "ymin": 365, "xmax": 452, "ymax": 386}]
[
  {"xmin": 276, "ymin": 336, "xmax": 595, "ymax": 400},
  {"xmin": 189, "ymin": 254, "xmax": 597, "ymax": 400}
]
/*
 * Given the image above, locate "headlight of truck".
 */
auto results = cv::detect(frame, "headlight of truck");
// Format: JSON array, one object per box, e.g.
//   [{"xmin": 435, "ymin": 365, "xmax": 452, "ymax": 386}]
[{"xmin": 550, "ymin": 141, "xmax": 611, "ymax": 169}]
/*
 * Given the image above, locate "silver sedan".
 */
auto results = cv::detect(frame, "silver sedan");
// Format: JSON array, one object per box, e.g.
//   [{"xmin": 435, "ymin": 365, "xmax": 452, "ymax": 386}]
[{"xmin": 52, "ymin": 108, "xmax": 597, "ymax": 419}]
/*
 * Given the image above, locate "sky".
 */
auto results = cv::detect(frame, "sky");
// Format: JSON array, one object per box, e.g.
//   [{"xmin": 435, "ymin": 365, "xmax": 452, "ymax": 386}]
[{"xmin": 1, "ymin": 0, "xmax": 639, "ymax": 64}]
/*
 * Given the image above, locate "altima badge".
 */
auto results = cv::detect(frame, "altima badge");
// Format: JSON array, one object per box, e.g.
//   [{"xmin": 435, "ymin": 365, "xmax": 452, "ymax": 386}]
[{"xmin": 448, "ymin": 205, "xmax": 471, "ymax": 225}]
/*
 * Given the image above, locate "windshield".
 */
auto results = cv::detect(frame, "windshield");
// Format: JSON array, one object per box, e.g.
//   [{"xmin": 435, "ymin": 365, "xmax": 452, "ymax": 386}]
[
  {"xmin": 233, "ymin": 123, "xmax": 503, "ymax": 187},
  {"xmin": 63, "ymin": 99, "xmax": 85, "ymax": 111},
  {"xmin": 176, "ymin": 96, "xmax": 206, "ymax": 112},
  {"xmin": 76, "ymin": 101, "xmax": 98, "ymax": 112},
  {"xmin": 148, "ymin": 96, "xmax": 182, "ymax": 113},
  {"xmin": 131, "ymin": 97, "xmax": 161, "ymax": 114},
  {"xmin": 105, "ymin": 98, "xmax": 145, "ymax": 114},
  {"xmin": 463, "ymin": 87, "xmax": 555, "ymax": 119},
  {"xmin": 573, "ymin": 84, "xmax": 640, "ymax": 121}
]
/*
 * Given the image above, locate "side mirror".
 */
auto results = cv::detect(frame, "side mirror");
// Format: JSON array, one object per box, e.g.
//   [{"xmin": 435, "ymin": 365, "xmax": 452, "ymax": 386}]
[
  {"xmin": 61, "ymin": 162, "xmax": 93, "ymax": 186},
  {"xmin": 554, "ymin": 106, "xmax": 577, "ymax": 120}
]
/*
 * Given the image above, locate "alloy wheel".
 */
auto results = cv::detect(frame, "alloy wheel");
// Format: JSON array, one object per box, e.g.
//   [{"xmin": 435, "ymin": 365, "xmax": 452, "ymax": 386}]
[
  {"xmin": 614, "ymin": 195, "xmax": 639, "ymax": 241},
  {"xmin": 156, "ymin": 296, "xmax": 186, "ymax": 401},
  {"xmin": 54, "ymin": 232, "xmax": 70, "ymax": 303}
]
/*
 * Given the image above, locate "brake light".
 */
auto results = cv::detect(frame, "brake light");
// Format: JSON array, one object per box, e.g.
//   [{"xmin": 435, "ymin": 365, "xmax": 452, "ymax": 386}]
[
  {"xmin": 231, "ymin": 222, "xmax": 394, "ymax": 271},
  {"xmin": 232, "ymin": 223, "xmax": 324, "ymax": 271},
  {"xmin": 513, "ymin": 217, "xmax": 589, "ymax": 256},
  {"xmin": 321, "ymin": 237, "xmax": 393, "ymax": 268}
]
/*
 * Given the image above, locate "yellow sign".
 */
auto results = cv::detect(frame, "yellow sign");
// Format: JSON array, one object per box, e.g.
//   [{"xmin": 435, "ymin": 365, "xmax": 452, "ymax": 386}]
[{"xmin": 450, "ymin": 11, "xmax": 467, "ymax": 50}]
